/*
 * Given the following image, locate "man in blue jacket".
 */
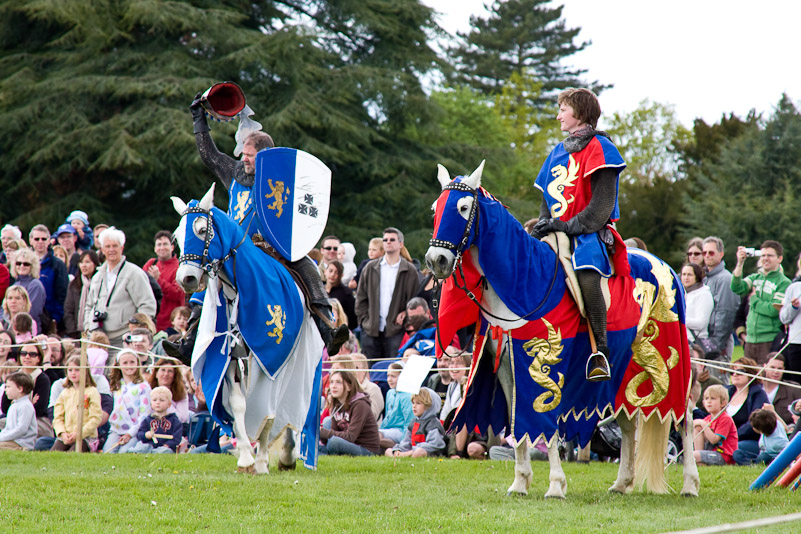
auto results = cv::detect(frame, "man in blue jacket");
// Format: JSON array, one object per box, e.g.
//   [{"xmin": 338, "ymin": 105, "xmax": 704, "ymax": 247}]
[{"xmin": 29, "ymin": 224, "xmax": 68, "ymax": 330}]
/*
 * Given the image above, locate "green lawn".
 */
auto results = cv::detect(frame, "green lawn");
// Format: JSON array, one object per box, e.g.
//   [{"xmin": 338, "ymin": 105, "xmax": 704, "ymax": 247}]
[{"xmin": 2, "ymin": 452, "xmax": 800, "ymax": 533}]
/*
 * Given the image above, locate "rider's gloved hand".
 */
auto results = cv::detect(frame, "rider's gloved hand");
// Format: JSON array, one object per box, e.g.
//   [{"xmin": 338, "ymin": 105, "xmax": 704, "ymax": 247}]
[{"xmin": 191, "ymin": 91, "xmax": 210, "ymax": 134}]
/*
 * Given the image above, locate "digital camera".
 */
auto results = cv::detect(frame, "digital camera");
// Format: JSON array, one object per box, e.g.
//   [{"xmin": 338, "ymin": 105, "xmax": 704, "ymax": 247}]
[
  {"xmin": 743, "ymin": 247, "xmax": 762, "ymax": 257},
  {"xmin": 93, "ymin": 310, "xmax": 108, "ymax": 322}
]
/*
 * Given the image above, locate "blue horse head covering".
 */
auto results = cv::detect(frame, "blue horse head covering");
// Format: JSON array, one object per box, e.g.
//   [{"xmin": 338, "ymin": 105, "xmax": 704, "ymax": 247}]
[{"xmin": 179, "ymin": 200, "xmax": 305, "ymax": 431}]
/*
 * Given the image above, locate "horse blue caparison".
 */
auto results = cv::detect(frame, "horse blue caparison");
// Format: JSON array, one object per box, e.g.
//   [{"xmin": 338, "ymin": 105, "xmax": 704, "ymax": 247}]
[
  {"xmin": 172, "ymin": 184, "xmax": 323, "ymax": 473},
  {"xmin": 425, "ymin": 161, "xmax": 700, "ymax": 498}
]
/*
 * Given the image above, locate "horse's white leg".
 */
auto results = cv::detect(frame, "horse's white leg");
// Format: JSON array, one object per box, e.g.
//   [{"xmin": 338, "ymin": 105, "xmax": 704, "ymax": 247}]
[
  {"xmin": 609, "ymin": 414, "xmax": 636, "ymax": 494},
  {"xmin": 544, "ymin": 439, "xmax": 567, "ymax": 499},
  {"xmin": 227, "ymin": 364, "xmax": 255, "ymax": 472},
  {"xmin": 278, "ymin": 429, "xmax": 297, "ymax": 471},
  {"xmin": 506, "ymin": 438, "xmax": 533, "ymax": 497},
  {"xmin": 495, "ymin": 344, "xmax": 531, "ymax": 497},
  {"xmin": 680, "ymin": 406, "xmax": 700, "ymax": 497},
  {"xmin": 253, "ymin": 420, "xmax": 274, "ymax": 475}
]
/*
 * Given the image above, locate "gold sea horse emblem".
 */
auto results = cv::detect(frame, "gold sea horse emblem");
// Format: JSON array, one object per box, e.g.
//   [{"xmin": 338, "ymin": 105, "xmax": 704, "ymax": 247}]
[
  {"xmin": 265, "ymin": 304, "xmax": 286, "ymax": 344},
  {"xmin": 546, "ymin": 154, "xmax": 580, "ymax": 218},
  {"xmin": 627, "ymin": 250, "xmax": 681, "ymax": 407},
  {"xmin": 523, "ymin": 318, "xmax": 564, "ymax": 413},
  {"xmin": 264, "ymin": 179, "xmax": 288, "ymax": 218}
]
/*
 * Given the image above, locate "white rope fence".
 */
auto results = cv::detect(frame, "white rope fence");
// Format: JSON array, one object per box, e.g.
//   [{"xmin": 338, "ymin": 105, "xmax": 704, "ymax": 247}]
[{"xmin": 662, "ymin": 512, "xmax": 801, "ymax": 534}]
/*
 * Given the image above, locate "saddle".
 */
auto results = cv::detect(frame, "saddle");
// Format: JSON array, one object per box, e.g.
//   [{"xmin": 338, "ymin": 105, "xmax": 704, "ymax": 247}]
[{"xmin": 541, "ymin": 231, "xmax": 611, "ymax": 319}]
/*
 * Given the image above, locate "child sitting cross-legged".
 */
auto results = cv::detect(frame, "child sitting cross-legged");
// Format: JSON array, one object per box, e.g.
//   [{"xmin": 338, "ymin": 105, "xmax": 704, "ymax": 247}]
[
  {"xmin": 378, "ymin": 362, "xmax": 414, "ymax": 447},
  {"xmin": 0, "ymin": 372, "xmax": 38, "ymax": 450},
  {"xmin": 386, "ymin": 387, "xmax": 446, "ymax": 458},
  {"xmin": 693, "ymin": 384, "xmax": 738, "ymax": 466},
  {"xmin": 131, "ymin": 386, "xmax": 182, "ymax": 454},
  {"xmin": 733, "ymin": 408, "xmax": 789, "ymax": 465}
]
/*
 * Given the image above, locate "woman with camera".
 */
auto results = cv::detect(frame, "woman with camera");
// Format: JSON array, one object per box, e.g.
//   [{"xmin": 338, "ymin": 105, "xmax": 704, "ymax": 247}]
[{"xmin": 83, "ymin": 228, "xmax": 156, "ymax": 348}]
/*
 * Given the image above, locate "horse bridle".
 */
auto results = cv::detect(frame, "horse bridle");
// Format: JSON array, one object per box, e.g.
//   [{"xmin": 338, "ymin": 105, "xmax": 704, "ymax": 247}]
[
  {"xmin": 429, "ymin": 181, "xmax": 560, "ymax": 355},
  {"xmin": 178, "ymin": 206, "xmax": 245, "ymax": 279}
]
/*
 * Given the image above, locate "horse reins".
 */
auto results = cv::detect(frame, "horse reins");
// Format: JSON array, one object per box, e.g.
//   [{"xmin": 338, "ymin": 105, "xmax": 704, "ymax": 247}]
[{"xmin": 178, "ymin": 206, "xmax": 248, "ymax": 283}]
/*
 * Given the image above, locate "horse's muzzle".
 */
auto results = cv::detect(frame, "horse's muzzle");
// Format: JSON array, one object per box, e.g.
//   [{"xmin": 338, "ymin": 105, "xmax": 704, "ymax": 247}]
[{"xmin": 425, "ymin": 247, "xmax": 455, "ymax": 280}]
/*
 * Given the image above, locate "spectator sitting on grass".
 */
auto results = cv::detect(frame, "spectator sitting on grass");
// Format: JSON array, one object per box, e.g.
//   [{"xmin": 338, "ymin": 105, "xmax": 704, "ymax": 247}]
[
  {"xmin": 0, "ymin": 372, "xmax": 37, "ymax": 450},
  {"xmin": 379, "ymin": 362, "xmax": 413, "ymax": 446},
  {"xmin": 131, "ymin": 386, "xmax": 182, "ymax": 454},
  {"xmin": 387, "ymin": 387, "xmax": 446, "ymax": 458},
  {"xmin": 733, "ymin": 409, "xmax": 789, "ymax": 465},
  {"xmin": 693, "ymin": 384, "xmax": 738, "ymax": 466}
]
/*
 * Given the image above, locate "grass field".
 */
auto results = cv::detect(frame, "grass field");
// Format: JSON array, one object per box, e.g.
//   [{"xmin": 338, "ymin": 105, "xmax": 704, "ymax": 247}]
[{"xmin": 2, "ymin": 452, "xmax": 801, "ymax": 533}]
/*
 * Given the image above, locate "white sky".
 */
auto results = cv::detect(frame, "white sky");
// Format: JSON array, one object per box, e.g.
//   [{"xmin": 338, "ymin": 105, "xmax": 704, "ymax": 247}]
[{"xmin": 424, "ymin": 0, "xmax": 801, "ymax": 126}]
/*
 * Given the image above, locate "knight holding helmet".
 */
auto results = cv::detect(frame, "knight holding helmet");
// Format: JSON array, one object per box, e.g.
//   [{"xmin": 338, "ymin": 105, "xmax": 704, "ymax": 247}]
[
  {"xmin": 530, "ymin": 88, "xmax": 627, "ymax": 382},
  {"xmin": 164, "ymin": 83, "xmax": 348, "ymax": 362}
]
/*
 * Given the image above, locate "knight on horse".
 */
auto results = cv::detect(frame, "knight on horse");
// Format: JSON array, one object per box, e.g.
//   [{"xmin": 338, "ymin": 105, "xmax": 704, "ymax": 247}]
[
  {"xmin": 165, "ymin": 82, "xmax": 348, "ymax": 363},
  {"xmin": 530, "ymin": 88, "xmax": 628, "ymax": 382}
]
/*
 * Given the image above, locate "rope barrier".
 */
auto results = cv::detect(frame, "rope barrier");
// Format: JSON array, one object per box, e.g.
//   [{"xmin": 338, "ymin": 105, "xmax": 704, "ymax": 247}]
[{"xmin": 661, "ymin": 512, "xmax": 801, "ymax": 534}]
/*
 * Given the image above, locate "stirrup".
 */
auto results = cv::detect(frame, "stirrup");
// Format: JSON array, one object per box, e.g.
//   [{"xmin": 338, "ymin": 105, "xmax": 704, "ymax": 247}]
[{"xmin": 586, "ymin": 351, "xmax": 611, "ymax": 382}]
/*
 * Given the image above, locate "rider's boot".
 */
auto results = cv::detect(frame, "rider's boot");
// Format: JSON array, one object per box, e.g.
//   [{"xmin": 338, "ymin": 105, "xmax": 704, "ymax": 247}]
[
  {"xmin": 291, "ymin": 257, "xmax": 350, "ymax": 356},
  {"xmin": 163, "ymin": 303, "xmax": 202, "ymax": 366},
  {"xmin": 577, "ymin": 269, "xmax": 611, "ymax": 382}
]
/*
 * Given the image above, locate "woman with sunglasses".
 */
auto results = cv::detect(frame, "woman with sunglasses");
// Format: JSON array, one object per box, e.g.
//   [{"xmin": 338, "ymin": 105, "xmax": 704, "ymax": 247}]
[
  {"xmin": 0, "ymin": 340, "xmax": 52, "ymax": 437},
  {"xmin": 9, "ymin": 248, "xmax": 46, "ymax": 333},
  {"xmin": 686, "ymin": 237, "xmax": 705, "ymax": 267}
]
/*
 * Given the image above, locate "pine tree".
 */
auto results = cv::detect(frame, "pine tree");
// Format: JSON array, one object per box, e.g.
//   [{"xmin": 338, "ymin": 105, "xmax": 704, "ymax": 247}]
[{"xmin": 451, "ymin": 0, "xmax": 602, "ymax": 107}]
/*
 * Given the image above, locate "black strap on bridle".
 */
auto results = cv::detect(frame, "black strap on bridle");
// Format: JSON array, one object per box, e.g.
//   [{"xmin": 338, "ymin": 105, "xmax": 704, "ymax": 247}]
[{"xmin": 178, "ymin": 206, "xmax": 246, "ymax": 281}]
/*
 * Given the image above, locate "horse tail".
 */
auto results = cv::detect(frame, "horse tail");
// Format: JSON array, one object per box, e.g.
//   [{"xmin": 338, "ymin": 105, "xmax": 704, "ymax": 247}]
[{"xmin": 634, "ymin": 413, "xmax": 671, "ymax": 494}]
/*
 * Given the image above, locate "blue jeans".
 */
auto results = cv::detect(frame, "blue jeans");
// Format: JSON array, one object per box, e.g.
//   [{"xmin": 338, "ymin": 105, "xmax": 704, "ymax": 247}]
[
  {"xmin": 319, "ymin": 436, "xmax": 375, "ymax": 456},
  {"xmin": 102, "ymin": 433, "xmax": 139, "ymax": 453},
  {"xmin": 732, "ymin": 440, "xmax": 761, "ymax": 465}
]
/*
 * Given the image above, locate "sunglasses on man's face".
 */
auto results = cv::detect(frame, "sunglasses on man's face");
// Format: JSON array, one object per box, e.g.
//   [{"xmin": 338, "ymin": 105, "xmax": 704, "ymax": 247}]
[
  {"xmin": 383, "ymin": 238, "xmax": 397, "ymax": 243},
  {"xmin": 322, "ymin": 246, "xmax": 338, "ymax": 251},
  {"xmin": 31, "ymin": 237, "xmax": 48, "ymax": 242},
  {"xmin": 15, "ymin": 262, "xmax": 31, "ymax": 267}
]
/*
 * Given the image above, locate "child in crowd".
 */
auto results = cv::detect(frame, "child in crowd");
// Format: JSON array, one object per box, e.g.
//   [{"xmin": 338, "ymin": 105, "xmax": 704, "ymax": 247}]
[
  {"xmin": 12, "ymin": 313, "xmax": 35, "ymax": 343},
  {"xmin": 387, "ymin": 387, "xmax": 446, "ymax": 457},
  {"xmin": 103, "ymin": 349, "xmax": 152, "ymax": 453},
  {"xmin": 87, "ymin": 331, "xmax": 110, "ymax": 377},
  {"xmin": 165, "ymin": 306, "xmax": 191, "ymax": 337},
  {"xmin": 131, "ymin": 386, "xmax": 183, "ymax": 454},
  {"xmin": 379, "ymin": 363, "xmax": 414, "ymax": 445},
  {"xmin": 693, "ymin": 384, "xmax": 738, "ymax": 465},
  {"xmin": 441, "ymin": 352, "xmax": 469, "ymax": 422},
  {"xmin": 51, "ymin": 355, "xmax": 103, "ymax": 452},
  {"xmin": 0, "ymin": 372, "xmax": 38, "ymax": 450},
  {"xmin": 350, "ymin": 353, "xmax": 384, "ymax": 422},
  {"xmin": 66, "ymin": 210, "xmax": 93, "ymax": 251},
  {"xmin": 733, "ymin": 409, "xmax": 790, "ymax": 465}
]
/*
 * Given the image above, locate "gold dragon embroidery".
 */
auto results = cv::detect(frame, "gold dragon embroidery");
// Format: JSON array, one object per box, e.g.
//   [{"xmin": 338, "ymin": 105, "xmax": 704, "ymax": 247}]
[
  {"xmin": 627, "ymin": 250, "xmax": 680, "ymax": 407},
  {"xmin": 264, "ymin": 179, "xmax": 288, "ymax": 218},
  {"xmin": 234, "ymin": 191, "xmax": 250, "ymax": 223},
  {"xmin": 265, "ymin": 304, "xmax": 286, "ymax": 344},
  {"xmin": 546, "ymin": 154, "xmax": 580, "ymax": 218},
  {"xmin": 524, "ymin": 318, "xmax": 564, "ymax": 413}
]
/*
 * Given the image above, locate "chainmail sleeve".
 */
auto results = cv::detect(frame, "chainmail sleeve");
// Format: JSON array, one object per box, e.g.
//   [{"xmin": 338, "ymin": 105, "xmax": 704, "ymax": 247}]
[
  {"xmin": 195, "ymin": 131, "xmax": 237, "ymax": 190},
  {"xmin": 538, "ymin": 198, "xmax": 550, "ymax": 220},
  {"xmin": 571, "ymin": 167, "xmax": 618, "ymax": 233}
]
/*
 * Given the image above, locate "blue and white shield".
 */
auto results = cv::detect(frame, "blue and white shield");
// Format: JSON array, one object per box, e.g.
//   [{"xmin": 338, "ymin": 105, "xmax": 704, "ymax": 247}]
[{"xmin": 254, "ymin": 148, "xmax": 332, "ymax": 261}]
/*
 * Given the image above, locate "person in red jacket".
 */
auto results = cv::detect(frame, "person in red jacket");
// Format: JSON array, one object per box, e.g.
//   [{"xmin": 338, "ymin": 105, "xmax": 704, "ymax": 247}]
[{"xmin": 143, "ymin": 231, "xmax": 185, "ymax": 332}]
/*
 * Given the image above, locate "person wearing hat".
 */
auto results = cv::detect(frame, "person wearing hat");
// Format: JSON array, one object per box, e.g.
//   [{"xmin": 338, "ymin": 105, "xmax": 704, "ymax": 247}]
[
  {"xmin": 55, "ymin": 224, "xmax": 80, "ymax": 278},
  {"xmin": 65, "ymin": 210, "xmax": 94, "ymax": 252}
]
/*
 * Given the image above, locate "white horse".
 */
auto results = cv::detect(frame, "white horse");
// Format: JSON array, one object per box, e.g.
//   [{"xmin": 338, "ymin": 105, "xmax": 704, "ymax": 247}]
[
  {"xmin": 172, "ymin": 185, "xmax": 323, "ymax": 474},
  {"xmin": 425, "ymin": 162, "xmax": 699, "ymax": 498}
]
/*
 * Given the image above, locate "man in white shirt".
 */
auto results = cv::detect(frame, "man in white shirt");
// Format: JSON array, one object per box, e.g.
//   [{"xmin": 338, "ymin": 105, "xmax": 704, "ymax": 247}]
[{"xmin": 355, "ymin": 227, "xmax": 421, "ymax": 360}]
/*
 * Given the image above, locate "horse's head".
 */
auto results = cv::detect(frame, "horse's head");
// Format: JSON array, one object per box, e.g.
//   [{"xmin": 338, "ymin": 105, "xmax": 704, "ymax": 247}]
[
  {"xmin": 171, "ymin": 184, "xmax": 220, "ymax": 294},
  {"xmin": 425, "ymin": 160, "xmax": 485, "ymax": 279}
]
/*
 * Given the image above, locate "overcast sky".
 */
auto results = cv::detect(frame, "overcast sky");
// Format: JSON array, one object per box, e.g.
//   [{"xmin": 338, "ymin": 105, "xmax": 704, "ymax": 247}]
[{"xmin": 424, "ymin": 0, "xmax": 801, "ymax": 127}]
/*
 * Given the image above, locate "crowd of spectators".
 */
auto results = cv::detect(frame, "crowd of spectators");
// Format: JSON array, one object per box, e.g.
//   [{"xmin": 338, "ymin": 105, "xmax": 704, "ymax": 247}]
[{"xmin": 2, "ymin": 210, "xmax": 801, "ymax": 469}]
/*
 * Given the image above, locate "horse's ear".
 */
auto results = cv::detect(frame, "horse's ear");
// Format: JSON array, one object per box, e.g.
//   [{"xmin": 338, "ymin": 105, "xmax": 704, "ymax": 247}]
[
  {"xmin": 171, "ymin": 196, "xmax": 187, "ymax": 216},
  {"xmin": 437, "ymin": 164, "xmax": 451, "ymax": 190},
  {"xmin": 462, "ymin": 160, "xmax": 486, "ymax": 190},
  {"xmin": 199, "ymin": 183, "xmax": 216, "ymax": 211}
]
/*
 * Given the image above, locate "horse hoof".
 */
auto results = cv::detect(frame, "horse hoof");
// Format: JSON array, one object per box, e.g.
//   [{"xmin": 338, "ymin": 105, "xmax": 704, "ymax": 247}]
[
  {"xmin": 506, "ymin": 490, "xmax": 527, "ymax": 498},
  {"xmin": 544, "ymin": 494, "xmax": 566, "ymax": 500},
  {"xmin": 237, "ymin": 465, "xmax": 256, "ymax": 474},
  {"xmin": 278, "ymin": 461, "xmax": 296, "ymax": 471},
  {"xmin": 680, "ymin": 491, "xmax": 698, "ymax": 498}
]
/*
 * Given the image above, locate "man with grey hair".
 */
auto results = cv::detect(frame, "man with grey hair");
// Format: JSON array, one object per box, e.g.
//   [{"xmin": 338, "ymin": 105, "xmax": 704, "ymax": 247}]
[
  {"xmin": 85, "ymin": 227, "xmax": 156, "ymax": 348},
  {"xmin": 356, "ymin": 227, "xmax": 421, "ymax": 360},
  {"xmin": 702, "ymin": 236, "xmax": 741, "ymax": 381}
]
